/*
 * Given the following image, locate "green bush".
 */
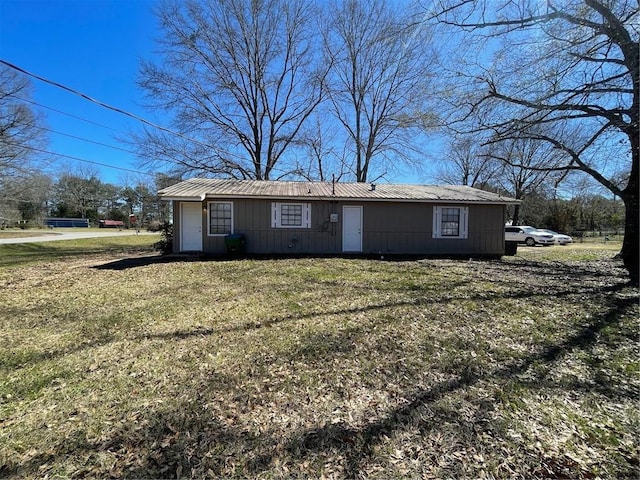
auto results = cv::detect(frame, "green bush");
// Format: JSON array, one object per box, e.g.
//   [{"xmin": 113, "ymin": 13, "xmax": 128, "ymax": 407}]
[{"xmin": 154, "ymin": 221, "xmax": 173, "ymax": 254}]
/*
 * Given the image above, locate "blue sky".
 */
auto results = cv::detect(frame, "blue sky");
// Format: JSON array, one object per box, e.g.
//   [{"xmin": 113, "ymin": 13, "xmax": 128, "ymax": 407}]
[
  {"xmin": 1, "ymin": 0, "xmax": 439, "ymax": 186},
  {"xmin": 0, "ymin": 0, "xmax": 159, "ymax": 185}
]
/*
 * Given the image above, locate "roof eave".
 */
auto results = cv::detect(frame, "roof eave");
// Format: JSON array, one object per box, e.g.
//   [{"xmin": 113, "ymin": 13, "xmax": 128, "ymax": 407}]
[
  {"xmin": 158, "ymin": 194, "xmax": 206, "ymax": 202},
  {"xmin": 188, "ymin": 193, "xmax": 520, "ymax": 204}
]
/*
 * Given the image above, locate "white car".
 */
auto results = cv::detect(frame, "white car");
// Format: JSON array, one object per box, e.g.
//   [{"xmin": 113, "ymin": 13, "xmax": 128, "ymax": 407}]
[
  {"xmin": 539, "ymin": 229, "xmax": 573, "ymax": 245},
  {"xmin": 505, "ymin": 225, "xmax": 555, "ymax": 246}
]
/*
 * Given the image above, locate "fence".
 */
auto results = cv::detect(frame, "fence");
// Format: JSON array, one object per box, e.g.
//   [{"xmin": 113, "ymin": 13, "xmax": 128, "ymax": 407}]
[{"xmin": 572, "ymin": 230, "xmax": 624, "ymax": 242}]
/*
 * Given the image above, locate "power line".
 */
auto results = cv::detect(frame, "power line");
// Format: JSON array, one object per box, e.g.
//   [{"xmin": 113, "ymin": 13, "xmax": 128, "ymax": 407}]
[
  {"xmin": 2, "ymin": 59, "xmax": 323, "ymax": 181},
  {"xmin": 27, "ymin": 123, "xmax": 138, "ymax": 155},
  {"xmin": 22, "ymin": 145, "xmax": 155, "ymax": 177},
  {"xmin": 7, "ymin": 94, "xmax": 119, "ymax": 132},
  {"xmin": 9, "ymin": 96, "xmax": 193, "ymax": 174},
  {"xmin": 1, "ymin": 59, "xmax": 223, "ymax": 155}
]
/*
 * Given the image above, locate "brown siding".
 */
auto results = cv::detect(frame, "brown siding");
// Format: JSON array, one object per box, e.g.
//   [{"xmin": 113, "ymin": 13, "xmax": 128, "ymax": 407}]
[
  {"xmin": 172, "ymin": 201, "xmax": 184, "ymax": 253},
  {"xmin": 178, "ymin": 199, "xmax": 506, "ymax": 256},
  {"xmin": 362, "ymin": 202, "xmax": 428, "ymax": 254},
  {"xmin": 216, "ymin": 199, "xmax": 341, "ymax": 254},
  {"xmin": 362, "ymin": 202, "xmax": 504, "ymax": 255}
]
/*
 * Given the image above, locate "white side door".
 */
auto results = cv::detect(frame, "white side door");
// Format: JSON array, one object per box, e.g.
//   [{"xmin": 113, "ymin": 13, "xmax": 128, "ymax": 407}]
[
  {"xmin": 342, "ymin": 205, "xmax": 363, "ymax": 252},
  {"xmin": 180, "ymin": 202, "xmax": 203, "ymax": 251}
]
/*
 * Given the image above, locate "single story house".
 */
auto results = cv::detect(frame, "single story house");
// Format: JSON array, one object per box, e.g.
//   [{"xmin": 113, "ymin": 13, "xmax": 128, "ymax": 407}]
[{"xmin": 158, "ymin": 178, "xmax": 518, "ymax": 257}]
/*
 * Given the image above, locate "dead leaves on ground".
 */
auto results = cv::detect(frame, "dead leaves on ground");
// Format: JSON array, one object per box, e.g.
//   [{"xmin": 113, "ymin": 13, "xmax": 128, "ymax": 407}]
[{"xmin": 0, "ymin": 250, "xmax": 638, "ymax": 478}]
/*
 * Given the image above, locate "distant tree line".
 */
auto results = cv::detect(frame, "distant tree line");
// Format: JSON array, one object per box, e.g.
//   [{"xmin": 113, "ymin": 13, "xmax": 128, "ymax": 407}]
[
  {"xmin": 512, "ymin": 193, "xmax": 624, "ymax": 237},
  {"xmin": 0, "ymin": 169, "xmax": 175, "ymax": 229}
]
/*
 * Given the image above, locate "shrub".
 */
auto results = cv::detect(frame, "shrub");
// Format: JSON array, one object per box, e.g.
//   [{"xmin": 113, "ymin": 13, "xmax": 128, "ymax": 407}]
[
  {"xmin": 146, "ymin": 220, "xmax": 164, "ymax": 232},
  {"xmin": 154, "ymin": 222, "xmax": 173, "ymax": 254}
]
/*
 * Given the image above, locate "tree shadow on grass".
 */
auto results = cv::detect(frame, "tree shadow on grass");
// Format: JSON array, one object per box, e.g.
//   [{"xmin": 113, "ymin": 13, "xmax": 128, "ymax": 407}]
[
  {"xmin": 0, "ymin": 372, "xmax": 276, "ymax": 479},
  {"xmin": 91, "ymin": 254, "xmax": 195, "ymax": 270},
  {"xmin": 3, "ymin": 255, "xmax": 635, "ymax": 476},
  {"xmin": 4, "ymin": 257, "xmax": 629, "ymax": 376},
  {"xmin": 265, "ymin": 293, "xmax": 639, "ymax": 478},
  {"xmin": 2, "ymin": 287, "xmax": 635, "ymax": 478},
  {"xmin": 0, "ymin": 243, "xmax": 95, "ymax": 269},
  {"xmin": 0, "ymin": 243, "xmax": 156, "ymax": 269}
]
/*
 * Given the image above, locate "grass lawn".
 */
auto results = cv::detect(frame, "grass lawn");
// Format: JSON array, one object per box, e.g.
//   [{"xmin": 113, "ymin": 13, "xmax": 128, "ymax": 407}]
[
  {"xmin": 0, "ymin": 239, "xmax": 637, "ymax": 478},
  {"xmin": 0, "ymin": 235, "xmax": 158, "ymax": 269}
]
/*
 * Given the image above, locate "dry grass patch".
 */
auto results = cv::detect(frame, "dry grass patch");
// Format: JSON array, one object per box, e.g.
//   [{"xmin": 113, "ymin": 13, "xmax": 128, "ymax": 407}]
[
  {"xmin": 0, "ymin": 235, "xmax": 157, "ymax": 269},
  {"xmin": 0, "ymin": 243, "xmax": 638, "ymax": 478}
]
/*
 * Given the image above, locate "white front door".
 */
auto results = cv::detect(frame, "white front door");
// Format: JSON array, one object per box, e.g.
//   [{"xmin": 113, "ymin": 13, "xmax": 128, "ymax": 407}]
[
  {"xmin": 342, "ymin": 206, "xmax": 362, "ymax": 252},
  {"xmin": 180, "ymin": 202, "xmax": 203, "ymax": 251}
]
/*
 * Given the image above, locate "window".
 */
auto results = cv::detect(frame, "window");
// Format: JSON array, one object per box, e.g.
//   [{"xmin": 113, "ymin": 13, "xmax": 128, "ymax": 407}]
[
  {"xmin": 441, "ymin": 207, "xmax": 460, "ymax": 236},
  {"xmin": 281, "ymin": 204, "xmax": 303, "ymax": 226},
  {"xmin": 208, "ymin": 202, "xmax": 233, "ymax": 235},
  {"xmin": 433, "ymin": 206, "xmax": 468, "ymax": 239},
  {"xmin": 272, "ymin": 202, "xmax": 311, "ymax": 228}
]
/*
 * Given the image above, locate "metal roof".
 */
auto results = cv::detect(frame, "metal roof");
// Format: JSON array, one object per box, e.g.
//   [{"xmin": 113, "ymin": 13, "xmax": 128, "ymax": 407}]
[{"xmin": 158, "ymin": 178, "xmax": 518, "ymax": 204}]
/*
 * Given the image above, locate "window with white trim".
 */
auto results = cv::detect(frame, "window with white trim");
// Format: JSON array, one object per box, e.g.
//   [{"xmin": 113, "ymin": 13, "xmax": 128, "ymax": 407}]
[
  {"xmin": 432, "ymin": 206, "xmax": 468, "ymax": 239},
  {"xmin": 208, "ymin": 201, "xmax": 233, "ymax": 235},
  {"xmin": 272, "ymin": 202, "xmax": 311, "ymax": 228}
]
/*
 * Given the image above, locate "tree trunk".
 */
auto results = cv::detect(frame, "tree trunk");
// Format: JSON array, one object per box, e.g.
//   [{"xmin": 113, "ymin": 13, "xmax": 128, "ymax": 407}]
[
  {"xmin": 620, "ymin": 173, "xmax": 639, "ymax": 285},
  {"xmin": 618, "ymin": 119, "xmax": 639, "ymax": 284},
  {"xmin": 511, "ymin": 204, "xmax": 520, "ymax": 226}
]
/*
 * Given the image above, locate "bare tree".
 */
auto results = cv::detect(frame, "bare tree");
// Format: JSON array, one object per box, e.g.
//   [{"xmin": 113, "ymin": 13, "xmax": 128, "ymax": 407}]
[
  {"xmin": 293, "ymin": 112, "xmax": 352, "ymax": 182},
  {"xmin": 324, "ymin": 0, "xmax": 433, "ymax": 182},
  {"xmin": 0, "ymin": 66, "xmax": 48, "ymax": 199},
  {"xmin": 430, "ymin": 0, "xmax": 639, "ymax": 282},
  {"xmin": 136, "ymin": 0, "xmax": 325, "ymax": 180},
  {"xmin": 437, "ymin": 135, "xmax": 500, "ymax": 188},
  {"xmin": 490, "ymin": 136, "xmax": 567, "ymax": 225},
  {"xmin": 0, "ymin": 173, "xmax": 51, "ymax": 224}
]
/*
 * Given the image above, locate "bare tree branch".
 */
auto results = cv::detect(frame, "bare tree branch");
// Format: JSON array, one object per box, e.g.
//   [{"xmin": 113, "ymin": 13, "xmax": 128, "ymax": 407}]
[
  {"xmin": 430, "ymin": 0, "xmax": 638, "ymax": 280},
  {"xmin": 135, "ymin": 0, "xmax": 325, "ymax": 180},
  {"xmin": 324, "ymin": 0, "xmax": 433, "ymax": 182}
]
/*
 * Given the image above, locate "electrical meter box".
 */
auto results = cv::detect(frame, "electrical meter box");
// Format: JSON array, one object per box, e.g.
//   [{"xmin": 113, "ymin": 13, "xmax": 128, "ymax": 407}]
[{"xmin": 329, "ymin": 213, "xmax": 339, "ymax": 223}]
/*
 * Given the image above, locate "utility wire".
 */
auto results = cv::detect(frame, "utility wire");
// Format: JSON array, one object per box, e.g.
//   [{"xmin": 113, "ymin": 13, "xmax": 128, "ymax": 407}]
[
  {"xmin": 1, "ymin": 59, "xmax": 223, "ymax": 154},
  {"xmin": 26, "ymin": 123, "xmax": 138, "ymax": 155},
  {"xmin": 21, "ymin": 145, "xmax": 154, "ymax": 177},
  {"xmin": 2, "ymin": 59, "xmax": 319, "ymax": 181},
  {"xmin": 11, "ymin": 96, "xmax": 199, "ymax": 172},
  {"xmin": 7, "ymin": 94, "xmax": 119, "ymax": 132}
]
